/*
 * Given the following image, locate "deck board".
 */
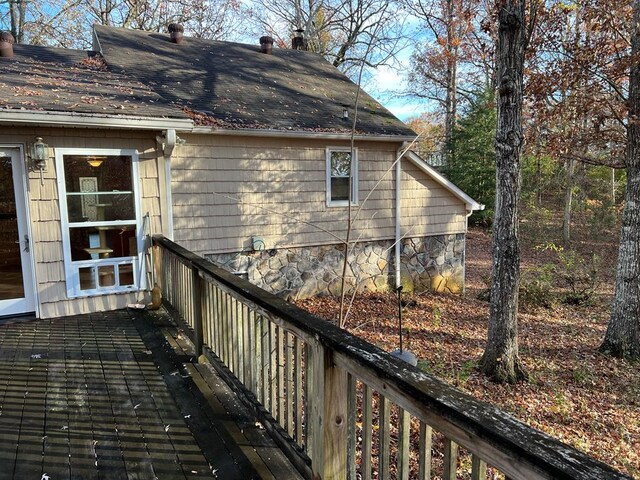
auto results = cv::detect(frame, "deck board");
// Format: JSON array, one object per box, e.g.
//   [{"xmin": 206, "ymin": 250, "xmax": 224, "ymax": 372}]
[{"xmin": 0, "ymin": 310, "xmax": 302, "ymax": 480}]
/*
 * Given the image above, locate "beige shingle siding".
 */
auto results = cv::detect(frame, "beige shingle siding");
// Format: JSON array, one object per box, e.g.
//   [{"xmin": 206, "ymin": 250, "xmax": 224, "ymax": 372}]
[
  {"xmin": 0, "ymin": 127, "xmax": 163, "ymax": 319},
  {"xmin": 400, "ymin": 160, "xmax": 467, "ymax": 236},
  {"xmin": 172, "ymin": 135, "xmax": 468, "ymax": 256},
  {"xmin": 172, "ymin": 136, "xmax": 391, "ymax": 254}
]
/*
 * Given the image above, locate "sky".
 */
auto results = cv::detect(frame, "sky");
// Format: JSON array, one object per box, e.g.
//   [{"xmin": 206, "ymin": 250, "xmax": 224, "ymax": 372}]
[{"xmin": 369, "ymin": 63, "xmax": 427, "ymax": 121}]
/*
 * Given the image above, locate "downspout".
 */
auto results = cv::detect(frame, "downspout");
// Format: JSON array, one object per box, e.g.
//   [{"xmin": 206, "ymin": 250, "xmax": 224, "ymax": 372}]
[
  {"xmin": 157, "ymin": 129, "xmax": 177, "ymax": 240},
  {"xmin": 395, "ymin": 142, "xmax": 409, "ymax": 288}
]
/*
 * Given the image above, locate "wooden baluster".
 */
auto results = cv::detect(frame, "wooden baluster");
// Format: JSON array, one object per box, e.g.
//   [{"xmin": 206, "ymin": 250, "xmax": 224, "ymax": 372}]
[
  {"xmin": 443, "ymin": 438, "xmax": 459, "ymax": 480},
  {"xmin": 236, "ymin": 298, "xmax": 243, "ymax": 379},
  {"xmin": 285, "ymin": 332, "xmax": 294, "ymax": 437},
  {"xmin": 225, "ymin": 292, "xmax": 231, "ymax": 368},
  {"xmin": 361, "ymin": 385, "xmax": 372, "ymax": 480},
  {"xmin": 347, "ymin": 374, "xmax": 357, "ymax": 480},
  {"xmin": 214, "ymin": 286, "xmax": 221, "ymax": 356},
  {"xmin": 277, "ymin": 326, "xmax": 285, "ymax": 428},
  {"xmin": 233, "ymin": 296, "xmax": 241, "ymax": 377},
  {"xmin": 294, "ymin": 336, "xmax": 303, "ymax": 444},
  {"xmin": 169, "ymin": 254, "xmax": 173, "ymax": 303},
  {"xmin": 191, "ymin": 266, "xmax": 203, "ymax": 358},
  {"xmin": 418, "ymin": 422, "xmax": 432, "ymax": 480},
  {"xmin": 243, "ymin": 304, "xmax": 251, "ymax": 390},
  {"xmin": 206, "ymin": 283, "xmax": 213, "ymax": 347},
  {"xmin": 305, "ymin": 341, "xmax": 324, "ymax": 465},
  {"xmin": 471, "ymin": 455, "xmax": 487, "ymax": 480},
  {"xmin": 186, "ymin": 264, "xmax": 190, "ymax": 321},
  {"xmin": 225, "ymin": 292, "xmax": 232, "ymax": 371},
  {"xmin": 378, "ymin": 395, "xmax": 391, "ymax": 480},
  {"xmin": 270, "ymin": 322, "xmax": 277, "ymax": 418},
  {"xmin": 398, "ymin": 408, "xmax": 410, "ymax": 480},
  {"xmin": 261, "ymin": 315, "xmax": 269, "ymax": 410},
  {"xmin": 250, "ymin": 309, "xmax": 259, "ymax": 399}
]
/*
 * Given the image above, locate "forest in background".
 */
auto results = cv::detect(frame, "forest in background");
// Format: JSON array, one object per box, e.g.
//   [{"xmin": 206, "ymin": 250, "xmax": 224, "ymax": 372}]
[{"xmin": 0, "ymin": 0, "xmax": 630, "ymax": 242}]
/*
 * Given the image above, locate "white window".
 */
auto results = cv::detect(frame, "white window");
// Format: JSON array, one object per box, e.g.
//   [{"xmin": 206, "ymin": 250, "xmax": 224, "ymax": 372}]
[
  {"xmin": 55, "ymin": 149, "xmax": 143, "ymax": 298},
  {"xmin": 326, "ymin": 147, "xmax": 358, "ymax": 206}
]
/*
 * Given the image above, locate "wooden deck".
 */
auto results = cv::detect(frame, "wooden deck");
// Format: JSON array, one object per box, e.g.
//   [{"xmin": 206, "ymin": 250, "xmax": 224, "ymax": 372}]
[{"xmin": 0, "ymin": 309, "xmax": 302, "ymax": 480}]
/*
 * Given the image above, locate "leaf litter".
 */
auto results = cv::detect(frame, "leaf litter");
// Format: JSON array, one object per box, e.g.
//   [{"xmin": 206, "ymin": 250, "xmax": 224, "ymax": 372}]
[{"xmin": 296, "ymin": 227, "xmax": 639, "ymax": 478}]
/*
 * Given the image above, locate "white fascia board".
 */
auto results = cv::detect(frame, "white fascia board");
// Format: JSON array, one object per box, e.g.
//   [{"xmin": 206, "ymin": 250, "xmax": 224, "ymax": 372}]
[
  {"xmin": 404, "ymin": 150, "xmax": 484, "ymax": 211},
  {"xmin": 0, "ymin": 109, "xmax": 193, "ymax": 131},
  {"xmin": 190, "ymin": 126, "xmax": 416, "ymax": 142}
]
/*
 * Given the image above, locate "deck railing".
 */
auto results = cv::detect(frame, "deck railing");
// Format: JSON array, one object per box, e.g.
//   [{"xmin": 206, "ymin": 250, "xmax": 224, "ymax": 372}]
[{"xmin": 152, "ymin": 235, "xmax": 630, "ymax": 480}]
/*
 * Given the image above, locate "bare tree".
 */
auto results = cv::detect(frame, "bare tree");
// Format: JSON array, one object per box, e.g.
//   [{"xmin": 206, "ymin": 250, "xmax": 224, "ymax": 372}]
[
  {"xmin": 479, "ymin": 0, "xmax": 536, "ymax": 383},
  {"xmin": 405, "ymin": 0, "xmax": 494, "ymax": 164},
  {"xmin": 0, "ymin": 0, "xmax": 241, "ymax": 48},
  {"xmin": 0, "ymin": 0, "xmax": 27, "ymax": 42},
  {"xmin": 246, "ymin": 0, "xmax": 405, "ymax": 74}
]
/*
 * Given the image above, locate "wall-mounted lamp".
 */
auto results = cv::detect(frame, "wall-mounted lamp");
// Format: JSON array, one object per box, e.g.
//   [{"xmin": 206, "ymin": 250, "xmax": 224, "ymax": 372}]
[{"xmin": 30, "ymin": 136, "xmax": 48, "ymax": 185}]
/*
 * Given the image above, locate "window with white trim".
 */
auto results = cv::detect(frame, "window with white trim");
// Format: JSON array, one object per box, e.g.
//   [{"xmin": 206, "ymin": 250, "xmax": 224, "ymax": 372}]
[
  {"xmin": 326, "ymin": 147, "xmax": 358, "ymax": 206},
  {"xmin": 56, "ymin": 149, "xmax": 143, "ymax": 298}
]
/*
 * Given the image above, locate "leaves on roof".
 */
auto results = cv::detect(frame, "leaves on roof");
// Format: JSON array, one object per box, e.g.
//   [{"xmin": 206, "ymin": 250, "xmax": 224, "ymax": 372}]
[{"xmin": 75, "ymin": 54, "xmax": 108, "ymax": 71}]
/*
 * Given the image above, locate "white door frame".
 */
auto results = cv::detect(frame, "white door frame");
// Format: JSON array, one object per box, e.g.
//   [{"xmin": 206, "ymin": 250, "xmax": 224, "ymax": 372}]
[{"xmin": 0, "ymin": 146, "xmax": 37, "ymax": 317}]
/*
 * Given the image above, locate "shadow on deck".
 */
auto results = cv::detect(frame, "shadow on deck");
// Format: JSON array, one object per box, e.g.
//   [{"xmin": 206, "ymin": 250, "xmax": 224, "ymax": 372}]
[{"xmin": 0, "ymin": 309, "xmax": 302, "ymax": 480}]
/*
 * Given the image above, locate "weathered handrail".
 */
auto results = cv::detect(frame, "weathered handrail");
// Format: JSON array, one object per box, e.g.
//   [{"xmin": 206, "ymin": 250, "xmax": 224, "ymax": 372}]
[{"xmin": 152, "ymin": 234, "xmax": 631, "ymax": 480}]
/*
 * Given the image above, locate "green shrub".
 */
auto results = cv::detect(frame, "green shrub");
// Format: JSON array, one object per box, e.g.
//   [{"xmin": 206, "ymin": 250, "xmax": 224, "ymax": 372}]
[
  {"xmin": 537, "ymin": 243, "xmax": 601, "ymax": 306},
  {"xmin": 519, "ymin": 264, "xmax": 557, "ymax": 309}
]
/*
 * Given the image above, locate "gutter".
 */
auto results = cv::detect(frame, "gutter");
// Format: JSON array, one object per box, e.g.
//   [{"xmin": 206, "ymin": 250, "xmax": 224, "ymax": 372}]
[
  {"xmin": 0, "ymin": 109, "xmax": 414, "ymax": 142},
  {"xmin": 0, "ymin": 109, "xmax": 193, "ymax": 131},
  {"xmin": 156, "ymin": 129, "xmax": 179, "ymax": 240},
  {"xmin": 190, "ymin": 126, "xmax": 416, "ymax": 143}
]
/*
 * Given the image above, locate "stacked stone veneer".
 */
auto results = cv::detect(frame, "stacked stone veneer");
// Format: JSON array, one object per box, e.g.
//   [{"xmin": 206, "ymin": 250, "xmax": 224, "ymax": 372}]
[{"xmin": 206, "ymin": 234, "xmax": 465, "ymax": 300}]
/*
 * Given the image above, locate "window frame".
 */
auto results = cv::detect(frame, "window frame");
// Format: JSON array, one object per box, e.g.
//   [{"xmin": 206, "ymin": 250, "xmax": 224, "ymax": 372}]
[
  {"xmin": 326, "ymin": 147, "xmax": 358, "ymax": 207},
  {"xmin": 55, "ymin": 148, "xmax": 144, "ymax": 298}
]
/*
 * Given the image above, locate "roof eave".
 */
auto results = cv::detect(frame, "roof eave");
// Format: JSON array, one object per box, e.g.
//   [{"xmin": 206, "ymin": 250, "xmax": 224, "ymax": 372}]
[
  {"xmin": 0, "ymin": 109, "xmax": 193, "ymax": 131},
  {"xmin": 190, "ymin": 126, "xmax": 416, "ymax": 142},
  {"xmin": 404, "ymin": 150, "xmax": 484, "ymax": 212}
]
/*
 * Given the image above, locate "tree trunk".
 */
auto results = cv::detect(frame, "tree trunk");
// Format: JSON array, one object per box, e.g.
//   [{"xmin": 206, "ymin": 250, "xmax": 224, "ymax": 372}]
[
  {"xmin": 479, "ymin": 0, "xmax": 528, "ymax": 383},
  {"xmin": 600, "ymin": 0, "xmax": 640, "ymax": 359},
  {"xmin": 562, "ymin": 158, "xmax": 576, "ymax": 243},
  {"xmin": 443, "ymin": 0, "xmax": 457, "ymax": 167},
  {"xmin": 9, "ymin": 0, "xmax": 26, "ymax": 43}
]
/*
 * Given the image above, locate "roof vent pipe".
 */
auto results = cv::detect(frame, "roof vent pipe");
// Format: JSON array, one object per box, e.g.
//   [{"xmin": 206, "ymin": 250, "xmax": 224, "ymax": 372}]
[
  {"xmin": 168, "ymin": 23, "xmax": 184, "ymax": 44},
  {"xmin": 0, "ymin": 31, "xmax": 15, "ymax": 58},
  {"xmin": 292, "ymin": 28, "xmax": 305, "ymax": 50},
  {"xmin": 259, "ymin": 36, "xmax": 274, "ymax": 54}
]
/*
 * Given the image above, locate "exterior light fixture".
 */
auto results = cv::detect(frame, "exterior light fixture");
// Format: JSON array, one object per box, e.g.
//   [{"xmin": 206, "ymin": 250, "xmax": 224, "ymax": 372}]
[
  {"xmin": 30, "ymin": 137, "xmax": 48, "ymax": 185},
  {"xmin": 87, "ymin": 157, "xmax": 104, "ymax": 168},
  {"xmin": 31, "ymin": 137, "xmax": 47, "ymax": 169}
]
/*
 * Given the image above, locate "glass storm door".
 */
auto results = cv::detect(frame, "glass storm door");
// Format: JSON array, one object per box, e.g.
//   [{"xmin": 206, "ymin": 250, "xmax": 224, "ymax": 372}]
[{"xmin": 0, "ymin": 149, "xmax": 35, "ymax": 316}]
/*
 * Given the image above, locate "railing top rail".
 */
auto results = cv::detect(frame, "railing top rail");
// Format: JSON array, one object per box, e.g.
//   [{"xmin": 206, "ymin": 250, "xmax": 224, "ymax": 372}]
[{"xmin": 153, "ymin": 234, "xmax": 631, "ymax": 480}]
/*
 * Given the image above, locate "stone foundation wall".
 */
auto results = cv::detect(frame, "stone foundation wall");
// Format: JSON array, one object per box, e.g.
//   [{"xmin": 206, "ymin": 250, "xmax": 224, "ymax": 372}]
[{"xmin": 206, "ymin": 234, "xmax": 465, "ymax": 300}]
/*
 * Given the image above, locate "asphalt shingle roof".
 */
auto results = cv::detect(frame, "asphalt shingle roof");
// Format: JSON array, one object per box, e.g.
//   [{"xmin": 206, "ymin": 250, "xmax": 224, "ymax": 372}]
[
  {"xmin": 0, "ymin": 27, "xmax": 415, "ymax": 137},
  {"xmin": 0, "ymin": 44, "xmax": 187, "ymax": 119},
  {"xmin": 94, "ymin": 25, "xmax": 415, "ymax": 137}
]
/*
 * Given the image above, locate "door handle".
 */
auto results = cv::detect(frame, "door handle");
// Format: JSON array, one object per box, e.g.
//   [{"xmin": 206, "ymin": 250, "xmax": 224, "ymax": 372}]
[{"xmin": 23, "ymin": 235, "xmax": 29, "ymax": 253}]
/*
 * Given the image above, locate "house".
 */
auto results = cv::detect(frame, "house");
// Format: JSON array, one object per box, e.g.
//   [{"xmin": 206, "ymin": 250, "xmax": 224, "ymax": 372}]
[{"xmin": 0, "ymin": 25, "xmax": 481, "ymax": 319}]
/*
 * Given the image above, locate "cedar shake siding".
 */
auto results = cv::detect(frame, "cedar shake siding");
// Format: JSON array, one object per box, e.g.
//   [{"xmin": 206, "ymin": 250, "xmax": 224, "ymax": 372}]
[
  {"xmin": 171, "ymin": 135, "xmax": 467, "ymax": 256},
  {"xmin": 0, "ymin": 127, "xmax": 165, "ymax": 319}
]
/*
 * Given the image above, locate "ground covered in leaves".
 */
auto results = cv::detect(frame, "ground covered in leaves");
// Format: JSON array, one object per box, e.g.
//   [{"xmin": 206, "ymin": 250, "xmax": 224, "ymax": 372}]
[{"xmin": 295, "ymin": 227, "xmax": 639, "ymax": 478}]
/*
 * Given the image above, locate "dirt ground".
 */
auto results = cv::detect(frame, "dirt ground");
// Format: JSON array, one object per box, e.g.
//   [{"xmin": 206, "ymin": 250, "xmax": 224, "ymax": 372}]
[{"xmin": 296, "ymin": 227, "xmax": 639, "ymax": 478}]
